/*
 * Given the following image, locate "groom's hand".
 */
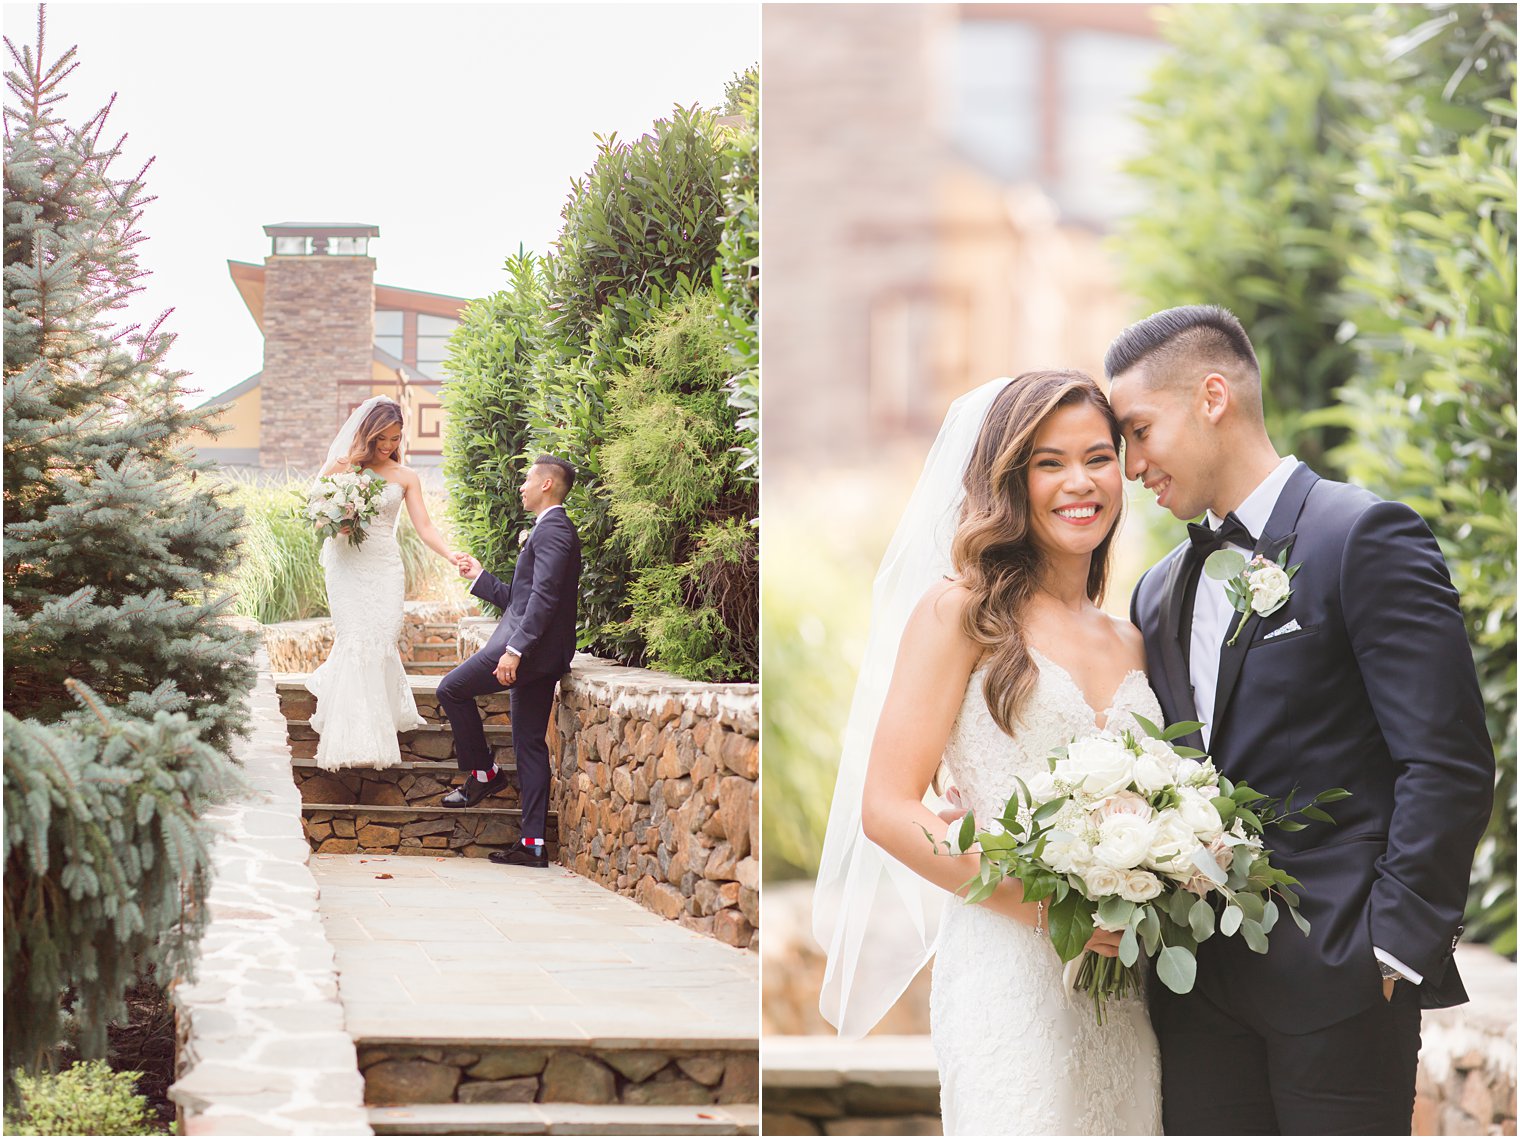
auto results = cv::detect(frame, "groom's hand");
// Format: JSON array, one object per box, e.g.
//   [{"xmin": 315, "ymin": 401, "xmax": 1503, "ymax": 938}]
[
  {"xmin": 457, "ymin": 554, "xmax": 482, "ymax": 580},
  {"xmin": 494, "ymin": 649, "xmax": 519, "ymax": 687}
]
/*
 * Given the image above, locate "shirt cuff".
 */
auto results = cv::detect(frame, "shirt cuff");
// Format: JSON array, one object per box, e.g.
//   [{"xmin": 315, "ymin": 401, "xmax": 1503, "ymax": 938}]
[
  {"xmin": 1374, "ymin": 946, "xmax": 1424, "ymax": 985},
  {"xmin": 504, "ymin": 646, "xmax": 522, "ymax": 658}
]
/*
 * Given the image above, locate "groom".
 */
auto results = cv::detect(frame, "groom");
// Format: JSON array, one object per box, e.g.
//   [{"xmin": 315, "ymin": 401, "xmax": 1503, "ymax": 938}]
[
  {"xmin": 1109, "ymin": 305, "xmax": 1493, "ymax": 1134},
  {"xmin": 437, "ymin": 455, "xmax": 582, "ymax": 870}
]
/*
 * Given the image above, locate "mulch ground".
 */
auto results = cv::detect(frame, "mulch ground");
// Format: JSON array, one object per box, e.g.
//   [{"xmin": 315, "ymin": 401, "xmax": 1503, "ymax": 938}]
[{"xmin": 105, "ymin": 974, "xmax": 177, "ymax": 1133}]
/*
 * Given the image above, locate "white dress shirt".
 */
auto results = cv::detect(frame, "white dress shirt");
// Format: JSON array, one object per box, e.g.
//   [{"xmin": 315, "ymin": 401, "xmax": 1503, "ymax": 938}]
[{"xmin": 1187, "ymin": 455, "xmax": 1420, "ymax": 985}]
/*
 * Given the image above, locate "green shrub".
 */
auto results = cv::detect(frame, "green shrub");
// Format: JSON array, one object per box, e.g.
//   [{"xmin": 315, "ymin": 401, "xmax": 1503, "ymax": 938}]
[
  {"xmin": 1311, "ymin": 6, "xmax": 1516, "ymax": 953},
  {"xmin": 218, "ymin": 473, "xmax": 464, "ymax": 625},
  {"xmin": 716, "ymin": 68, "xmax": 759, "ymax": 490},
  {"xmin": 604, "ymin": 294, "xmax": 757, "ymax": 680},
  {"xmin": 5, "ymin": 1061, "xmax": 154, "ymax": 1136}
]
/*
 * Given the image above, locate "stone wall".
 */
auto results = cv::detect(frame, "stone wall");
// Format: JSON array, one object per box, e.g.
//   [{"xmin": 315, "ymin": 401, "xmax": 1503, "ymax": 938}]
[
  {"xmin": 359, "ymin": 1043, "xmax": 756, "ymax": 1109},
  {"xmin": 264, "ymin": 600, "xmax": 472, "ymax": 674},
  {"xmin": 553, "ymin": 656, "xmax": 760, "ymax": 950},
  {"xmin": 764, "ymin": 1037, "xmax": 941, "ymax": 1137}
]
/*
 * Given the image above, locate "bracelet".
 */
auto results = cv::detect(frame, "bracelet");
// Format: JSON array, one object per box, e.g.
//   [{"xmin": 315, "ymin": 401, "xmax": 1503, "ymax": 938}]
[{"xmin": 1034, "ymin": 899, "xmax": 1045, "ymax": 936}]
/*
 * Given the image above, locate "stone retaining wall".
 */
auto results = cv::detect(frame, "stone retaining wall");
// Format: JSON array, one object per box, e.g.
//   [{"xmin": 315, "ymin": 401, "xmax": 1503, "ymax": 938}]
[
  {"xmin": 460, "ymin": 623, "xmax": 761, "ymax": 950},
  {"xmin": 359, "ymin": 1043, "xmax": 756, "ymax": 1109},
  {"xmin": 263, "ymin": 600, "xmax": 472, "ymax": 673}
]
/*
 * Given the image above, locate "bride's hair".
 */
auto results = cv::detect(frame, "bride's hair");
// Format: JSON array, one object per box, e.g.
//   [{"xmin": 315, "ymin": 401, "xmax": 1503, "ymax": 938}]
[
  {"xmin": 346, "ymin": 398, "xmax": 405, "ymax": 468},
  {"xmin": 951, "ymin": 370, "xmax": 1122, "ymax": 736}
]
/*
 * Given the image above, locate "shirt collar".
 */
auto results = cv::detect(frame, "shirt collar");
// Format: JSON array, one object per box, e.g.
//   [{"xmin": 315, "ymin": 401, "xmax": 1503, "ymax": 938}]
[
  {"xmin": 534, "ymin": 503, "xmax": 566, "ymax": 525},
  {"xmin": 1207, "ymin": 455, "xmax": 1298, "ymax": 538}
]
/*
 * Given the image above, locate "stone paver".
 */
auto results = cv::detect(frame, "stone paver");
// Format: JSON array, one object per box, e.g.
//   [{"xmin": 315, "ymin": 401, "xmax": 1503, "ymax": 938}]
[{"xmin": 313, "ymin": 853, "xmax": 758, "ymax": 1048}]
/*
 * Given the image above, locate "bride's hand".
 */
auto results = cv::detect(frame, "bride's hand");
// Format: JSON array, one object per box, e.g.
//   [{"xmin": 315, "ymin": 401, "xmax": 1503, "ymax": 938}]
[{"xmin": 1083, "ymin": 928, "xmax": 1123, "ymax": 958}]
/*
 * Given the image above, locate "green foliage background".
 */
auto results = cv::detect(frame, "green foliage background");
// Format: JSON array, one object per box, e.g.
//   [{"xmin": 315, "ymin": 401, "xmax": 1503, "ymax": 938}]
[
  {"xmin": 443, "ymin": 71, "xmax": 758, "ymax": 681},
  {"xmin": 1115, "ymin": 2, "xmax": 1516, "ymax": 951}
]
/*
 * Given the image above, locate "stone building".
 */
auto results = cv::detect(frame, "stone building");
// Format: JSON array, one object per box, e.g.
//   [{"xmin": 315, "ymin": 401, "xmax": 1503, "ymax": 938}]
[
  {"xmin": 763, "ymin": 3, "xmax": 1167, "ymax": 471},
  {"xmin": 194, "ymin": 222, "xmax": 467, "ymax": 472}
]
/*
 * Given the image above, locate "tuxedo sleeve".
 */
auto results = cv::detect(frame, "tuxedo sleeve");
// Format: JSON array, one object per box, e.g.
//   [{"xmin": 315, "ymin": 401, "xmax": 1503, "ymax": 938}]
[
  {"xmin": 507, "ymin": 518, "xmax": 574, "ymax": 662},
  {"xmin": 1342, "ymin": 499, "xmax": 1494, "ymax": 985},
  {"xmin": 470, "ymin": 569, "xmax": 512, "ymax": 612}
]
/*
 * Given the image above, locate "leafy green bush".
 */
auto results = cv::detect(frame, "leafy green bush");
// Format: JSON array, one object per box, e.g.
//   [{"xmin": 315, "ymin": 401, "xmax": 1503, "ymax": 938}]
[
  {"xmin": 1118, "ymin": 2, "xmax": 1516, "ymax": 951},
  {"xmin": 5, "ymin": 1060, "xmax": 154, "ymax": 1136},
  {"xmin": 445, "ymin": 98, "xmax": 756, "ymax": 679},
  {"xmin": 603, "ymin": 293, "xmax": 756, "ymax": 680},
  {"xmin": 1115, "ymin": 4, "xmax": 1386, "ymax": 474},
  {"xmin": 218, "ymin": 474, "xmax": 465, "ymax": 625},
  {"xmin": 716, "ymin": 68, "xmax": 758, "ymax": 490},
  {"xmin": 1312, "ymin": 7, "xmax": 1516, "ymax": 953}
]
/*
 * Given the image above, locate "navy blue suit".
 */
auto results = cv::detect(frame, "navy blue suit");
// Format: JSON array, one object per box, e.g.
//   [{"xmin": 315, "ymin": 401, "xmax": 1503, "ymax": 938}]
[
  {"xmin": 438, "ymin": 506, "xmax": 581, "ymax": 841},
  {"xmin": 1131, "ymin": 463, "xmax": 1493, "ymax": 1134}
]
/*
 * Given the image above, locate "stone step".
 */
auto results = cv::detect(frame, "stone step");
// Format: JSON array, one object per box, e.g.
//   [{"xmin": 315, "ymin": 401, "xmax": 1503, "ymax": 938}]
[
  {"xmin": 285, "ymin": 720, "xmax": 514, "ymax": 767},
  {"xmin": 303, "ymin": 804, "xmax": 559, "ymax": 859},
  {"xmin": 359, "ymin": 1043, "xmax": 757, "ymax": 1121},
  {"xmin": 296, "ymin": 762, "xmax": 525, "ymax": 811},
  {"xmin": 368, "ymin": 1102, "xmax": 758, "ymax": 1135},
  {"xmin": 275, "ymin": 674, "xmax": 511, "ymax": 730}
]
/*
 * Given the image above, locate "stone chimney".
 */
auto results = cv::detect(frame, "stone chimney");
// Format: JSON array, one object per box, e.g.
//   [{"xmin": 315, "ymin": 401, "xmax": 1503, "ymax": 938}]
[{"xmin": 258, "ymin": 222, "xmax": 379, "ymax": 471}]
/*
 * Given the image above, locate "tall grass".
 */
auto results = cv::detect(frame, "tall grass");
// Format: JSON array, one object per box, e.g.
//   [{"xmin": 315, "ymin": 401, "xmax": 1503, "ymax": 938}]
[{"xmin": 217, "ymin": 472, "xmax": 466, "ymax": 625}]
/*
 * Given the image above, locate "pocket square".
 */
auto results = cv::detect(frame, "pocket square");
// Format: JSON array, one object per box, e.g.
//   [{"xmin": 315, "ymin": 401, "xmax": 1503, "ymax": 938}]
[{"xmin": 1263, "ymin": 618, "xmax": 1302, "ymax": 640}]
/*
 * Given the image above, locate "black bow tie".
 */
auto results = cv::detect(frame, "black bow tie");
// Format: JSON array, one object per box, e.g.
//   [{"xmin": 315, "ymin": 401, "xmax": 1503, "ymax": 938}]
[{"xmin": 1188, "ymin": 512, "xmax": 1256, "ymax": 556}]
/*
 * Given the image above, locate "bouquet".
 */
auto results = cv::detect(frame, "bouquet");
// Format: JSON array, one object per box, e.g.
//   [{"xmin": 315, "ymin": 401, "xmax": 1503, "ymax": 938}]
[
  {"xmin": 307, "ymin": 471, "xmax": 386, "ymax": 548},
  {"xmin": 931, "ymin": 715, "xmax": 1347, "ymax": 1023}
]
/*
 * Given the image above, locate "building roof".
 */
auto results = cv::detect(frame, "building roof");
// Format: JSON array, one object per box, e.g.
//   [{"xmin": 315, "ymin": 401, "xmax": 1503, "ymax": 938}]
[
  {"xmin": 227, "ymin": 260, "xmax": 469, "ymax": 333},
  {"xmin": 263, "ymin": 222, "xmax": 381, "ymax": 236}
]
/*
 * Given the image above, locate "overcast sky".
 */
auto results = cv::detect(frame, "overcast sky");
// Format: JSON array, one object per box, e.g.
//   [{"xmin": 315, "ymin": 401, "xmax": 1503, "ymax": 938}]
[{"xmin": 2, "ymin": 2, "xmax": 759, "ymax": 401}]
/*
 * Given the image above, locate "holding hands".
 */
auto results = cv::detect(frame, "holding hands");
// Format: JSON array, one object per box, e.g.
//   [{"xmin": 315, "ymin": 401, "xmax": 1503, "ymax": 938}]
[{"xmin": 454, "ymin": 552, "xmax": 482, "ymax": 579}]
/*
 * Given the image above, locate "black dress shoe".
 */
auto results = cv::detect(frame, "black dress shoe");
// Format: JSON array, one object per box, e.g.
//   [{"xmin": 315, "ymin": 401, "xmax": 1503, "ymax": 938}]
[
  {"xmin": 440, "ymin": 771, "xmax": 510, "ymax": 808},
  {"xmin": 489, "ymin": 844, "xmax": 549, "ymax": 868}
]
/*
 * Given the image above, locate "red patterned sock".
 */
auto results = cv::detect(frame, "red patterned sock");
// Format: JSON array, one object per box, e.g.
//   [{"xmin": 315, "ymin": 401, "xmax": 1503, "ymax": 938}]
[{"xmin": 474, "ymin": 765, "xmax": 498, "ymax": 782}]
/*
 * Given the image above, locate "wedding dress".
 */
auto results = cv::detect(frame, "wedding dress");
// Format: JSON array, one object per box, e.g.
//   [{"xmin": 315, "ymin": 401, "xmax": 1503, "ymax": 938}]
[
  {"xmin": 305, "ymin": 478, "xmax": 425, "ymax": 769},
  {"xmin": 929, "ymin": 647, "xmax": 1162, "ymax": 1136}
]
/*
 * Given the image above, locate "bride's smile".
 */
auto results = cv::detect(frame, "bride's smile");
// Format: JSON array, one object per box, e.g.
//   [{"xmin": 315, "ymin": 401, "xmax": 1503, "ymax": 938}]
[{"xmin": 1025, "ymin": 402, "xmax": 1123, "ymax": 558}]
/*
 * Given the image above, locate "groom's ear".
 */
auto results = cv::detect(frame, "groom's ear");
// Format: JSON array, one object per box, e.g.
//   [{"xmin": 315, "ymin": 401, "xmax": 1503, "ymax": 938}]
[{"xmin": 1200, "ymin": 372, "xmax": 1231, "ymax": 424}]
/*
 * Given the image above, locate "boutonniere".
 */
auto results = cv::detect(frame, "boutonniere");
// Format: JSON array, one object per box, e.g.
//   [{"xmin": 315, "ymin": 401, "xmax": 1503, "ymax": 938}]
[
  {"xmin": 1205, "ymin": 544, "xmax": 1301, "ymax": 647},
  {"xmin": 518, "ymin": 528, "xmax": 532, "ymax": 547}
]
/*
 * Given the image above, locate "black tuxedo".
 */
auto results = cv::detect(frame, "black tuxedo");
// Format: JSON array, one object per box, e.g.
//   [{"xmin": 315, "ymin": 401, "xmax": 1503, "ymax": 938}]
[
  {"xmin": 1131, "ymin": 463, "xmax": 1493, "ymax": 1133},
  {"xmin": 438, "ymin": 506, "xmax": 581, "ymax": 841}
]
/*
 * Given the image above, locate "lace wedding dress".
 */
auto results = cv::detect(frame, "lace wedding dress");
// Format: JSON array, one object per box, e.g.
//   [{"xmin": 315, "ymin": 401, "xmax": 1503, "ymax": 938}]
[
  {"xmin": 930, "ymin": 647, "xmax": 1163, "ymax": 1136},
  {"xmin": 305, "ymin": 479, "xmax": 425, "ymax": 769}
]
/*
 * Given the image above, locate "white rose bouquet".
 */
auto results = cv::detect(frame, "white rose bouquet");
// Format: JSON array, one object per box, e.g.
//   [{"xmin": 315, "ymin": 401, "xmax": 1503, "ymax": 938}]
[
  {"xmin": 930, "ymin": 715, "xmax": 1348, "ymax": 1023},
  {"xmin": 307, "ymin": 471, "xmax": 386, "ymax": 548}
]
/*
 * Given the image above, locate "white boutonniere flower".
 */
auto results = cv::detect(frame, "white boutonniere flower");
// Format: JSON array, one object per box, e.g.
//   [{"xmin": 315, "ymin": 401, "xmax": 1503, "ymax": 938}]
[
  {"xmin": 1205, "ymin": 545, "xmax": 1301, "ymax": 647},
  {"xmin": 518, "ymin": 528, "xmax": 533, "ymax": 547}
]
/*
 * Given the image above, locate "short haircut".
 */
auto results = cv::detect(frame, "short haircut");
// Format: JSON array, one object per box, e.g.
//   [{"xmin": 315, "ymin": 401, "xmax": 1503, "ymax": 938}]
[
  {"xmin": 533, "ymin": 454, "xmax": 576, "ymax": 496},
  {"xmin": 1103, "ymin": 305, "xmax": 1260, "ymax": 387}
]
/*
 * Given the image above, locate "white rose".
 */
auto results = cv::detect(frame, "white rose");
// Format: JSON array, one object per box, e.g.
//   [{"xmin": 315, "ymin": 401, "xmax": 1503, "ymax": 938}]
[
  {"xmin": 1118, "ymin": 868, "xmax": 1163, "ymax": 903},
  {"xmin": 1144, "ymin": 808, "xmax": 1200, "ymax": 871},
  {"xmin": 1248, "ymin": 562, "xmax": 1291, "ymax": 614},
  {"xmin": 1043, "ymin": 831, "xmax": 1083, "ymax": 874},
  {"xmin": 1061, "ymin": 737, "xmax": 1135, "ymax": 799},
  {"xmin": 1083, "ymin": 865, "xmax": 1124, "ymax": 897},
  {"xmin": 1026, "ymin": 769, "xmax": 1058, "ymax": 804},
  {"xmin": 1093, "ymin": 790, "xmax": 1152, "ymax": 823},
  {"xmin": 1132, "ymin": 751, "xmax": 1174, "ymax": 795},
  {"xmin": 1176, "ymin": 789, "xmax": 1224, "ymax": 841},
  {"xmin": 324, "ymin": 503, "xmax": 345, "ymax": 521},
  {"xmin": 1091, "ymin": 813, "xmax": 1157, "ymax": 870},
  {"xmin": 1175, "ymin": 757, "xmax": 1205, "ymax": 785}
]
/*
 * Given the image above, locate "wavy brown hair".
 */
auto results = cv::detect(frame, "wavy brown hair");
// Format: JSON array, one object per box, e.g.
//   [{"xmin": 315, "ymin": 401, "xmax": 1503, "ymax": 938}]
[
  {"xmin": 951, "ymin": 370, "xmax": 1122, "ymax": 735},
  {"xmin": 345, "ymin": 398, "xmax": 405, "ymax": 468}
]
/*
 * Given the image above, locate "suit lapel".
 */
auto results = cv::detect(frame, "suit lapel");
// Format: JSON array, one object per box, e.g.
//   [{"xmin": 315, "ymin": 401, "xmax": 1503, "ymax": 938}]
[
  {"xmin": 1157, "ymin": 545, "xmax": 1202, "ymax": 747},
  {"xmin": 1210, "ymin": 463, "xmax": 1319, "ymax": 743}
]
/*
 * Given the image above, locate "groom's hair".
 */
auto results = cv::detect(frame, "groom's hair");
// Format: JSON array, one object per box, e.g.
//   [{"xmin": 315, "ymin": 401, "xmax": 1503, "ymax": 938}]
[
  {"xmin": 533, "ymin": 455, "xmax": 576, "ymax": 498},
  {"xmin": 1103, "ymin": 305, "xmax": 1261, "ymax": 406}
]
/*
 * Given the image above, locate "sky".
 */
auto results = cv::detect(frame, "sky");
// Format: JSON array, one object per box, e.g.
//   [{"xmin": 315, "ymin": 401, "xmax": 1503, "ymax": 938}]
[{"xmin": 1, "ymin": 2, "xmax": 759, "ymax": 401}]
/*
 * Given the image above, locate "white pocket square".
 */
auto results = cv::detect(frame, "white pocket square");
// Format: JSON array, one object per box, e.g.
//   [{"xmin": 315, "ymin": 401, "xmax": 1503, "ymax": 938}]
[{"xmin": 1263, "ymin": 618, "xmax": 1302, "ymax": 640}]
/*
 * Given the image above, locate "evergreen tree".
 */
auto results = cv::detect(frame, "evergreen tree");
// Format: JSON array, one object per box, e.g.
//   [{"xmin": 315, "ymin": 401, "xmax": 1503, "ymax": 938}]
[{"xmin": 3, "ymin": 11, "xmax": 255, "ymax": 1080}]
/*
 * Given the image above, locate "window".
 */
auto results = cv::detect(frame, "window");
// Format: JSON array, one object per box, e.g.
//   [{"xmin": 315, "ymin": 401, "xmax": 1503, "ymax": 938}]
[
  {"xmin": 946, "ymin": 20, "xmax": 1042, "ymax": 184},
  {"xmin": 415, "ymin": 314, "xmax": 459, "ymax": 375},
  {"xmin": 374, "ymin": 310, "xmax": 403, "ymax": 361}
]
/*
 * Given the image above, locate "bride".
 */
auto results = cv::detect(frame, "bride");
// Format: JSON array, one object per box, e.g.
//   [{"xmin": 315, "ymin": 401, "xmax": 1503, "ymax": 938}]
[
  {"xmin": 305, "ymin": 395, "xmax": 460, "ymax": 770},
  {"xmin": 815, "ymin": 372, "xmax": 1162, "ymax": 1135}
]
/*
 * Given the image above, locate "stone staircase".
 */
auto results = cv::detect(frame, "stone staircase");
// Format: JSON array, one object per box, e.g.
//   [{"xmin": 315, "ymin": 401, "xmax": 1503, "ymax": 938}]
[{"xmin": 276, "ymin": 674, "xmax": 559, "ymax": 860}]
